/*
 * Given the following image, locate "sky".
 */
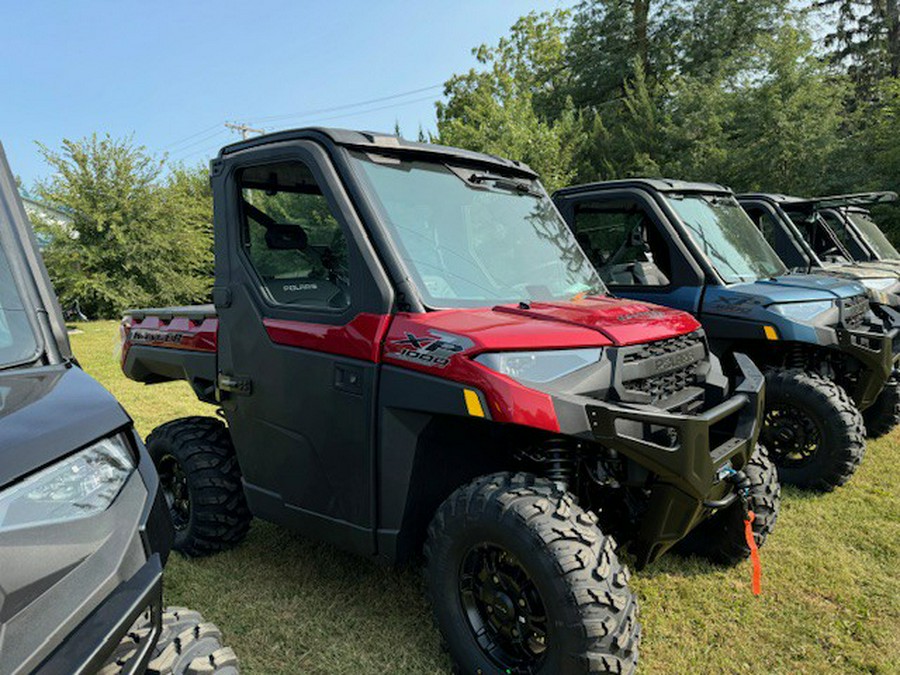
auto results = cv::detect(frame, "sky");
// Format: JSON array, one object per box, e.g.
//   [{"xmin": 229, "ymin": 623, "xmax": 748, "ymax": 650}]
[{"xmin": 1, "ymin": 1, "xmax": 566, "ymax": 188}]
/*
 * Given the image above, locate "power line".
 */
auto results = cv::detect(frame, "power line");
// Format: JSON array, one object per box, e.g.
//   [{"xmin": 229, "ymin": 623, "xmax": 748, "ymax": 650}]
[
  {"xmin": 252, "ymin": 83, "xmax": 442, "ymax": 123},
  {"xmin": 166, "ymin": 128, "xmax": 230, "ymax": 159},
  {"xmin": 161, "ymin": 123, "xmax": 224, "ymax": 151},
  {"xmin": 162, "ymin": 83, "xmax": 443, "ymax": 156},
  {"xmin": 289, "ymin": 93, "xmax": 438, "ymax": 125},
  {"xmin": 171, "ymin": 92, "xmax": 440, "ymax": 164}
]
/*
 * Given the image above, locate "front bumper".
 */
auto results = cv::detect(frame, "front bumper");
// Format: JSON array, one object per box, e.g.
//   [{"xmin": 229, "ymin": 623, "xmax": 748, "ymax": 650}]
[
  {"xmin": 36, "ymin": 556, "xmax": 163, "ymax": 675},
  {"xmin": 834, "ymin": 323, "xmax": 900, "ymax": 410},
  {"xmin": 553, "ymin": 353, "xmax": 764, "ymax": 567}
]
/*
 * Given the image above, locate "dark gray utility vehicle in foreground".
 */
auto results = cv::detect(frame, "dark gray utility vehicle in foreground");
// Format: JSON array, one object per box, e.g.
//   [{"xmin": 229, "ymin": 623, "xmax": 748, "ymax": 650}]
[
  {"xmin": 0, "ymin": 144, "xmax": 238, "ymax": 675},
  {"xmin": 121, "ymin": 128, "xmax": 780, "ymax": 674}
]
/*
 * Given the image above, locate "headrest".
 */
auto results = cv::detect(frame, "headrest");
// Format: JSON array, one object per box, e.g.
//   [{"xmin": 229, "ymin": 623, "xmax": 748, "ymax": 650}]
[{"xmin": 266, "ymin": 224, "xmax": 308, "ymax": 250}]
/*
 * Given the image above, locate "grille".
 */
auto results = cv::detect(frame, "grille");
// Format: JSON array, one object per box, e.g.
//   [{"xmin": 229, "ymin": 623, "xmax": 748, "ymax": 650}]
[
  {"xmin": 618, "ymin": 330, "xmax": 706, "ymax": 405},
  {"xmin": 842, "ymin": 294, "xmax": 868, "ymax": 329},
  {"xmin": 622, "ymin": 330, "xmax": 704, "ymax": 363},
  {"xmin": 627, "ymin": 363, "xmax": 702, "ymax": 401}
]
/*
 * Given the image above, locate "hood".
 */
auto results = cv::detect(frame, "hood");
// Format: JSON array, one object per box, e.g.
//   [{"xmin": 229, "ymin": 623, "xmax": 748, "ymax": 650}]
[
  {"xmin": 743, "ymin": 274, "xmax": 864, "ymax": 302},
  {"xmin": 387, "ymin": 296, "xmax": 701, "ymax": 355},
  {"xmin": 0, "ymin": 365, "xmax": 130, "ymax": 487},
  {"xmin": 702, "ymin": 273, "xmax": 865, "ymax": 318},
  {"xmin": 817, "ymin": 261, "xmax": 900, "ymax": 281},
  {"xmin": 852, "ymin": 260, "xmax": 900, "ymax": 275}
]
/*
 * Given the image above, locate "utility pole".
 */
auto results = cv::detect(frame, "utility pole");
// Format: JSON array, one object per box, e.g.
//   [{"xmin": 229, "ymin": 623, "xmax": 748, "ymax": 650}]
[{"xmin": 225, "ymin": 122, "xmax": 265, "ymax": 140}]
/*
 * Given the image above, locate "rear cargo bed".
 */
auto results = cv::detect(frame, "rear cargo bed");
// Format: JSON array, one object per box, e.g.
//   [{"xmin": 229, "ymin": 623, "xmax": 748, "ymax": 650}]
[{"xmin": 121, "ymin": 305, "xmax": 218, "ymax": 403}]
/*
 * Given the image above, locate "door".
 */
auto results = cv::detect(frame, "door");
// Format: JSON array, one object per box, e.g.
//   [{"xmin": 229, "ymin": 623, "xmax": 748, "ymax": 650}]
[
  {"xmin": 0, "ymin": 142, "xmax": 71, "ymax": 365},
  {"xmin": 559, "ymin": 190, "xmax": 705, "ymax": 315},
  {"xmin": 212, "ymin": 141, "xmax": 393, "ymax": 556}
]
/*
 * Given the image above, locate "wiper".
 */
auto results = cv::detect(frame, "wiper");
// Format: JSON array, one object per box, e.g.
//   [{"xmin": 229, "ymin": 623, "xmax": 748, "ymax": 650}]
[
  {"xmin": 470, "ymin": 173, "xmax": 542, "ymax": 197},
  {"xmin": 446, "ymin": 165, "xmax": 542, "ymax": 197}
]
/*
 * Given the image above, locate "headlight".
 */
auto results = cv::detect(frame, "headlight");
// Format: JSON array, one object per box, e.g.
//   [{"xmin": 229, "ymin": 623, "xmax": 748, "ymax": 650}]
[
  {"xmin": 0, "ymin": 434, "xmax": 135, "ymax": 532},
  {"xmin": 770, "ymin": 300, "xmax": 834, "ymax": 322},
  {"xmin": 860, "ymin": 278, "xmax": 897, "ymax": 292},
  {"xmin": 475, "ymin": 348, "xmax": 602, "ymax": 383}
]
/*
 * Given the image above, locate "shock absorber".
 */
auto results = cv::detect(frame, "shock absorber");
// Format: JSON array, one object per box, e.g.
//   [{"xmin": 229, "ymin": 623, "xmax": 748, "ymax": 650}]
[
  {"xmin": 787, "ymin": 344, "xmax": 805, "ymax": 370},
  {"xmin": 542, "ymin": 439, "xmax": 576, "ymax": 489}
]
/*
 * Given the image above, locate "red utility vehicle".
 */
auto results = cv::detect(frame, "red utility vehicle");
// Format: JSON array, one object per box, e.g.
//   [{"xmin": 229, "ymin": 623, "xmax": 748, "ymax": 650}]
[{"xmin": 121, "ymin": 129, "xmax": 779, "ymax": 674}]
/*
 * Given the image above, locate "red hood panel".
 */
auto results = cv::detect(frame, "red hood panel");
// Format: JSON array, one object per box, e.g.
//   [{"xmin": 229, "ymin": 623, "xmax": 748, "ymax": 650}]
[
  {"xmin": 381, "ymin": 298, "xmax": 699, "ymax": 433},
  {"xmin": 385, "ymin": 297, "xmax": 699, "ymax": 355},
  {"xmin": 493, "ymin": 298, "xmax": 700, "ymax": 346}
]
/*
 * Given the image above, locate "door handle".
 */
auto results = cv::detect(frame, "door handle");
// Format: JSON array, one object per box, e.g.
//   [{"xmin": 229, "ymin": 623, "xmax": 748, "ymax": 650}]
[
  {"xmin": 334, "ymin": 364, "xmax": 363, "ymax": 395},
  {"xmin": 217, "ymin": 373, "xmax": 252, "ymax": 396}
]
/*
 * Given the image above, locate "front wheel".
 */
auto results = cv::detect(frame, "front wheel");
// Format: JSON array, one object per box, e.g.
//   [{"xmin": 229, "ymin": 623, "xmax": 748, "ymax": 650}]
[
  {"xmin": 761, "ymin": 369, "xmax": 865, "ymax": 491},
  {"xmin": 424, "ymin": 472, "xmax": 640, "ymax": 675},
  {"xmin": 863, "ymin": 376, "xmax": 900, "ymax": 439},
  {"xmin": 676, "ymin": 445, "xmax": 781, "ymax": 565},
  {"xmin": 148, "ymin": 607, "xmax": 240, "ymax": 674}
]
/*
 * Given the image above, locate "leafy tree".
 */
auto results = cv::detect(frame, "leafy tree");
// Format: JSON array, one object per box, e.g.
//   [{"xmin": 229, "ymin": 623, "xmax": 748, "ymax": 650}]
[
  {"xmin": 712, "ymin": 26, "xmax": 849, "ymax": 195},
  {"xmin": 436, "ymin": 10, "xmax": 589, "ymax": 191},
  {"xmin": 817, "ymin": 0, "xmax": 900, "ymax": 96},
  {"xmin": 34, "ymin": 135, "xmax": 212, "ymax": 318}
]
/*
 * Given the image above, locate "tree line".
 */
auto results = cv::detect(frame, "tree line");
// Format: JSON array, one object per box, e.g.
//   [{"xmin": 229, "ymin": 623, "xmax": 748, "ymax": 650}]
[{"xmin": 31, "ymin": 1, "xmax": 900, "ymax": 317}]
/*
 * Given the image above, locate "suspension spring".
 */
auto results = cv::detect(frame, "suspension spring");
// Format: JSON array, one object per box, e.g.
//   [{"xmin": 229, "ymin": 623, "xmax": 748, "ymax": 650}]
[
  {"xmin": 542, "ymin": 440, "xmax": 576, "ymax": 489},
  {"xmin": 787, "ymin": 344, "xmax": 805, "ymax": 370}
]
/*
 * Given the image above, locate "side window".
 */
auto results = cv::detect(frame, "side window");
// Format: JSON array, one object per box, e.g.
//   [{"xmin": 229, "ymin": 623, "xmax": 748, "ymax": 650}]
[
  {"xmin": 572, "ymin": 200, "xmax": 670, "ymax": 286},
  {"xmin": 238, "ymin": 162, "xmax": 350, "ymax": 309},
  {"xmin": 744, "ymin": 206, "xmax": 779, "ymax": 248}
]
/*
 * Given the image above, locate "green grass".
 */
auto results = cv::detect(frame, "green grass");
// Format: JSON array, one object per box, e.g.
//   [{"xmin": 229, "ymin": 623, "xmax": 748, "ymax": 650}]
[{"xmin": 75, "ymin": 321, "xmax": 900, "ymax": 673}]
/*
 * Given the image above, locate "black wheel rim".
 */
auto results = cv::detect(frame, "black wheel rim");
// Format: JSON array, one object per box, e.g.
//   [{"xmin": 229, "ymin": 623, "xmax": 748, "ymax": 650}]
[
  {"xmin": 158, "ymin": 454, "xmax": 191, "ymax": 531},
  {"xmin": 762, "ymin": 402, "xmax": 823, "ymax": 468},
  {"xmin": 459, "ymin": 544, "xmax": 549, "ymax": 672}
]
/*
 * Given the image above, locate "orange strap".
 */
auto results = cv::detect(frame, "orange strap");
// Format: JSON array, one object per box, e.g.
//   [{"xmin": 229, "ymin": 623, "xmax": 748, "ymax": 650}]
[{"xmin": 743, "ymin": 510, "xmax": 762, "ymax": 596}]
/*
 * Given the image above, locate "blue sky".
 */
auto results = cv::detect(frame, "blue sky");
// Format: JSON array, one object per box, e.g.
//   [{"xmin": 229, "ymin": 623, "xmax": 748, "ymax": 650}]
[{"xmin": 1, "ymin": 1, "xmax": 565, "ymax": 188}]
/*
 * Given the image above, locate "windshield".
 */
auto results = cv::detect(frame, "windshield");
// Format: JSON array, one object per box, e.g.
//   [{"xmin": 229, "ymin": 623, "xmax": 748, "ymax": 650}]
[
  {"xmin": 0, "ymin": 243, "xmax": 40, "ymax": 368},
  {"xmin": 666, "ymin": 194, "xmax": 787, "ymax": 283},
  {"xmin": 350, "ymin": 153, "xmax": 605, "ymax": 308},
  {"xmin": 846, "ymin": 211, "xmax": 900, "ymax": 260}
]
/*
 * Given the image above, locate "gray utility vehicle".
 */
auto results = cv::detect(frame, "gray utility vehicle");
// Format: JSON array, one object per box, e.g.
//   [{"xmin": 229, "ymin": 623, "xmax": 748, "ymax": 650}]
[
  {"xmin": 737, "ymin": 192, "xmax": 900, "ymax": 437},
  {"xmin": 0, "ymin": 143, "xmax": 238, "ymax": 675},
  {"xmin": 554, "ymin": 179, "xmax": 900, "ymax": 491},
  {"xmin": 120, "ymin": 128, "xmax": 780, "ymax": 675}
]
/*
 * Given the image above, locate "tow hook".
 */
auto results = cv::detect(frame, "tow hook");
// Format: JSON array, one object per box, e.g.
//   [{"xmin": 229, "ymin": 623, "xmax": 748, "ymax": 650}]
[
  {"xmin": 722, "ymin": 467, "xmax": 762, "ymax": 596},
  {"xmin": 703, "ymin": 468, "xmax": 763, "ymax": 595},
  {"xmin": 702, "ymin": 467, "xmax": 750, "ymax": 510}
]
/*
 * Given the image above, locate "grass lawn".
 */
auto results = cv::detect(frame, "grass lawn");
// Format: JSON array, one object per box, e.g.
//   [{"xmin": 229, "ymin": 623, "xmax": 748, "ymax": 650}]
[{"xmin": 75, "ymin": 320, "xmax": 900, "ymax": 673}]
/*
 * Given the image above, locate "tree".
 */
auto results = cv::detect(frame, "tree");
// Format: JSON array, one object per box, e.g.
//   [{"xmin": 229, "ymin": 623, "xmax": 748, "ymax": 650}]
[
  {"xmin": 34, "ymin": 135, "xmax": 212, "ymax": 318},
  {"xmin": 714, "ymin": 26, "xmax": 848, "ymax": 194},
  {"xmin": 817, "ymin": 0, "xmax": 900, "ymax": 96},
  {"xmin": 436, "ymin": 10, "xmax": 589, "ymax": 191}
]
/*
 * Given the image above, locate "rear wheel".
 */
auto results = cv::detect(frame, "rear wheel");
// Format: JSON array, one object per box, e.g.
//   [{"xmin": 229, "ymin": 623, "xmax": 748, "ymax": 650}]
[
  {"xmin": 761, "ymin": 369, "xmax": 865, "ymax": 491},
  {"xmin": 146, "ymin": 417, "xmax": 251, "ymax": 557},
  {"xmin": 676, "ymin": 445, "xmax": 781, "ymax": 565},
  {"xmin": 425, "ymin": 472, "xmax": 640, "ymax": 674},
  {"xmin": 863, "ymin": 376, "xmax": 900, "ymax": 439}
]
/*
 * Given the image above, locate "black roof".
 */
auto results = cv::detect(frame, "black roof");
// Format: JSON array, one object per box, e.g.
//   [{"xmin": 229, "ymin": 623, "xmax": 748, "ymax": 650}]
[
  {"xmin": 737, "ymin": 193, "xmax": 804, "ymax": 205},
  {"xmin": 554, "ymin": 178, "xmax": 733, "ymax": 198},
  {"xmin": 738, "ymin": 191, "xmax": 898, "ymax": 211},
  {"xmin": 217, "ymin": 127, "xmax": 538, "ymax": 179}
]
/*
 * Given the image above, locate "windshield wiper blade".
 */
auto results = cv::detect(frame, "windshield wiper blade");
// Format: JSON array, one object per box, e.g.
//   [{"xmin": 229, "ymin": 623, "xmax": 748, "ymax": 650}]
[
  {"xmin": 445, "ymin": 164, "xmax": 541, "ymax": 197},
  {"xmin": 470, "ymin": 173, "xmax": 542, "ymax": 197}
]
